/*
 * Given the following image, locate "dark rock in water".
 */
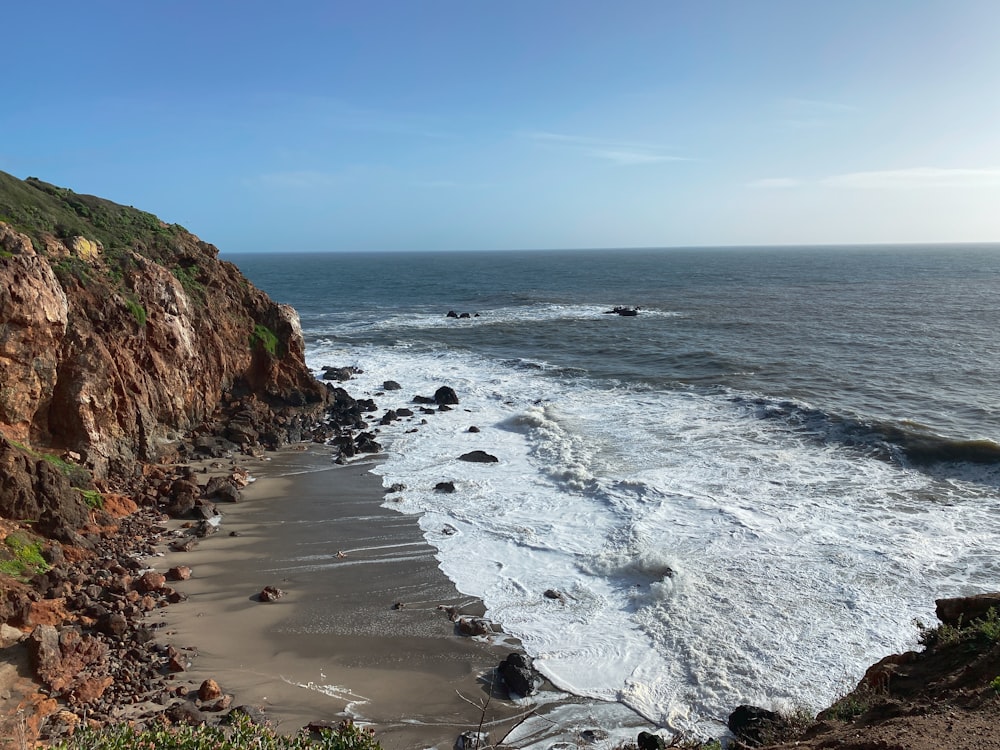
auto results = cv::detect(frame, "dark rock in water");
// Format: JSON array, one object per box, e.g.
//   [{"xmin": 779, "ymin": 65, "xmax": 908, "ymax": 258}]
[
  {"xmin": 386, "ymin": 483, "xmax": 406, "ymax": 493},
  {"xmin": 544, "ymin": 588, "xmax": 566, "ymax": 601},
  {"xmin": 383, "ymin": 380, "xmax": 402, "ymax": 391},
  {"xmin": 446, "ymin": 310, "xmax": 459, "ymax": 318},
  {"xmin": 728, "ymin": 704, "xmax": 784, "ymax": 746},
  {"xmin": 468, "ymin": 425, "xmax": 480, "ymax": 433},
  {"xmin": 396, "ymin": 407, "xmax": 414, "ymax": 417},
  {"xmin": 434, "ymin": 386, "xmax": 459, "ymax": 405},
  {"xmin": 258, "ymin": 586, "xmax": 285, "ymax": 602},
  {"xmin": 380, "ymin": 410, "xmax": 398, "ymax": 425},
  {"xmin": 935, "ymin": 593, "xmax": 1000, "ymax": 627},
  {"xmin": 459, "ymin": 312, "xmax": 471, "ymax": 319},
  {"xmin": 455, "ymin": 616, "xmax": 494, "ymax": 636},
  {"xmin": 455, "ymin": 731, "xmax": 488, "ymax": 750},
  {"xmin": 434, "ymin": 481, "xmax": 456, "ymax": 493},
  {"xmin": 459, "ymin": 450, "xmax": 498, "ymax": 463},
  {"xmin": 579, "ymin": 729, "xmax": 609, "ymax": 744},
  {"xmin": 321, "ymin": 366, "xmax": 354, "ymax": 382},
  {"xmin": 413, "ymin": 395, "xmax": 436, "ymax": 405},
  {"xmin": 497, "ymin": 652, "xmax": 540, "ymax": 697},
  {"xmin": 637, "ymin": 731, "xmax": 666, "ymax": 750}
]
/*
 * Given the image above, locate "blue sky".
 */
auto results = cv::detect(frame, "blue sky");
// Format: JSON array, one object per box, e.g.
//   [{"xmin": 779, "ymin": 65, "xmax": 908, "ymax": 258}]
[{"xmin": 3, "ymin": 1, "xmax": 999, "ymax": 252}]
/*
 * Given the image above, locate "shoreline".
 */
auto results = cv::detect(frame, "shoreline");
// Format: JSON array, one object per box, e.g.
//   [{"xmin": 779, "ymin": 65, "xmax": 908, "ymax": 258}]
[{"xmin": 156, "ymin": 446, "xmax": 545, "ymax": 749}]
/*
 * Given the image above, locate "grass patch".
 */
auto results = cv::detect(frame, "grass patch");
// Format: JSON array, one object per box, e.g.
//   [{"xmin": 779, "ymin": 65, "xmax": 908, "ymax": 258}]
[
  {"xmin": 171, "ymin": 264, "xmax": 205, "ymax": 298},
  {"xmin": 822, "ymin": 686, "xmax": 881, "ymax": 722},
  {"xmin": 250, "ymin": 323, "xmax": 281, "ymax": 357},
  {"xmin": 0, "ymin": 172, "xmax": 186, "ymax": 266},
  {"xmin": 0, "ymin": 533, "xmax": 50, "ymax": 579},
  {"xmin": 53, "ymin": 712, "xmax": 382, "ymax": 750},
  {"xmin": 77, "ymin": 488, "xmax": 104, "ymax": 510},
  {"xmin": 125, "ymin": 296, "xmax": 147, "ymax": 327}
]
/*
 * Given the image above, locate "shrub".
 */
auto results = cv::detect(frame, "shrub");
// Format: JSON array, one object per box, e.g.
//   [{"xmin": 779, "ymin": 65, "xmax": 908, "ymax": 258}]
[
  {"xmin": 125, "ymin": 296, "xmax": 147, "ymax": 327},
  {"xmin": 916, "ymin": 608, "xmax": 1000, "ymax": 647},
  {"xmin": 250, "ymin": 323, "xmax": 281, "ymax": 357},
  {"xmin": 0, "ymin": 534, "xmax": 50, "ymax": 579},
  {"xmin": 77, "ymin": 488, "xmax": 104, "ymax": 510},
  {"xmin": 53, "ymin": 711, "xmax": 383, "ymax": 750}
]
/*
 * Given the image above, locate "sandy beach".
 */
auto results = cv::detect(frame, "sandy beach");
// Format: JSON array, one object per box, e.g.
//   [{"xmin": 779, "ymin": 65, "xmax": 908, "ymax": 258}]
[{"xmin": 154, "ymin": 446, "xmax": 536, "ymax": 749}]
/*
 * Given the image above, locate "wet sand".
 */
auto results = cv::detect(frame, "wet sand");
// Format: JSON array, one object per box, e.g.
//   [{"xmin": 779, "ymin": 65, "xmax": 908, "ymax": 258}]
[{"xmin": 156, "ymin": 447, "xmax": 531, "ymax": 749}]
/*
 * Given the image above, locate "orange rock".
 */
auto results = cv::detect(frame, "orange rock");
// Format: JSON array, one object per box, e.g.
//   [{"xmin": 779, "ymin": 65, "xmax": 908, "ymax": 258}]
[
  {"xmin": 198, "ymin": 678, "xmax": 222, "ymax": 701},
  {"xmin": 25, "ymin": 598, "xmax": 71, "ymax": 627},
  {"xmin": 100, "ymin": 493, "xmax": 139, "ymax": 517}
]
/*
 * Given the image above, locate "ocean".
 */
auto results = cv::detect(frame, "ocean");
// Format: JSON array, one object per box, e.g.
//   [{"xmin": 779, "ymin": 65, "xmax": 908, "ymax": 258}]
[{"xmin": 225, "ymin": 245, "xmax": 1000, "ymax": 735}]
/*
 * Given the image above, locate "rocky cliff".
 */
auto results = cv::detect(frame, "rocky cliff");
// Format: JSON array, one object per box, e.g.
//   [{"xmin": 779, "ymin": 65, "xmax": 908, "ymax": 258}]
[{"xmin": 0, "ymin": 172, "xmax": 328, "ymax": 483}]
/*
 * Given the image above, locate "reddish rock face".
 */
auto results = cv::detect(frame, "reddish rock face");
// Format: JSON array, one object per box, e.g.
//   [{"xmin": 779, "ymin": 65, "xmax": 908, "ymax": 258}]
[{"xmin": 0, "ymin": 219, "xmax": 327, "ymax": 480}]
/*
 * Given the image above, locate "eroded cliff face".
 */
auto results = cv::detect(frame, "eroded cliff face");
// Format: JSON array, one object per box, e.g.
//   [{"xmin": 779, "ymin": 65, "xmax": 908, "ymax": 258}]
[{"xmin": 0, "ymin": 197, "xmax": 327, "ymax": 480}]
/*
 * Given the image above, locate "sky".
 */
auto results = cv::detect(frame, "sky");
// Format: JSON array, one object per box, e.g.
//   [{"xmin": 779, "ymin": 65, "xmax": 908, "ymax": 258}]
[{"xmin": 3, "ymin": 1, "xmax": 1000, "ymax": 252}]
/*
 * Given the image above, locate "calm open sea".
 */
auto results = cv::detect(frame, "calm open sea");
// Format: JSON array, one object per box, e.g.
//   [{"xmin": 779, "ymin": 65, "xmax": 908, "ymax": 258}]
[{"xmin": 227, "ymin": 245, "xmax": 1000, "ymax": 735}]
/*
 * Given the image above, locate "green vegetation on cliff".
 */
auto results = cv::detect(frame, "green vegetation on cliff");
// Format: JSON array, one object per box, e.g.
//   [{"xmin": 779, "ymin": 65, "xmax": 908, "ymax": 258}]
[{"xmin": 0, "ymin": 170, "xmax": 187, "ymax": 259}]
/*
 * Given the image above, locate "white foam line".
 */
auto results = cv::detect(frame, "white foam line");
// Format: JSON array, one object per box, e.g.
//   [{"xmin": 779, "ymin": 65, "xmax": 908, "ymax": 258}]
[{"xmin": 260, "ymin": 553, "xmax": 433, "ymax": 574}]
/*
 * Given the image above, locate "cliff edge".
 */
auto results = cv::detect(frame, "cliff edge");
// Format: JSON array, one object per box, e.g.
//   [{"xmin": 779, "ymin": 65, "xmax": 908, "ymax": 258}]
[{"xmin": 0, "ymin": 171, "xmax": 328, "ymax": 481}]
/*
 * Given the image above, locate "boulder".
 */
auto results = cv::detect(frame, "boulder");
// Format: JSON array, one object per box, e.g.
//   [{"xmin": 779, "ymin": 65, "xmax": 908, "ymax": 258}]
[
  {"xmin": 382, "ymin": 380, "xmax": 402, "ymax": 391},
  {"xmin": 203, "ymin": 475, "xmax": 242, "ymax": 502},
  {"xmin": 434, "ymin": 386, "xmax": 459, "ymax": 405},
  {"xmin": 935, "ymin": 593, "xmax": 1000, "ymax": 627},
  {"xmin": 637, "ymin": 731, "xmax": 666, "ymax": 750},
  {"xmin": 27, "ymin": 624, "xmax": 109, "ymax": 694},
  {"xmin": 198, "ymin": 678, "xmax": 223, "ymax": 701},
  {"xmin": 458, "ymin": 450, "xmax": 498, "ymax": 463},
  {"xmin": 136, "ymin": 571, "xmax": 167, "ymax": 593},
  {"xmin": 167, "ymin": 566, "xmax": 192, "ymax": 581},
  {"xmin": 455, "ymin": 617, "xmax": 494, "ymax": 637},
  {"xmin": 497, "ymin": 653, "xmax": 540, "ymax": 697},
  {"xmin": 434, "ymin": 482, "xmax": 456, "ymax": 493},
  {"xmin": 728, "ymin": 704, "xmax": 784, "ymax": 746}
]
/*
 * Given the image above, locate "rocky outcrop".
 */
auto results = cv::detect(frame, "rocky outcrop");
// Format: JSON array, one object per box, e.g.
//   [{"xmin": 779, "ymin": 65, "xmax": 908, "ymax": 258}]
[{"xmin": 0, "ymin": 174, "xmax": 329, "ymax": 480}]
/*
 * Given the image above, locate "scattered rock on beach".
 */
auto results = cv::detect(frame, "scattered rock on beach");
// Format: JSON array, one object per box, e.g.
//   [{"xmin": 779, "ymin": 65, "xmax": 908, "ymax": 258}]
[
  {"xmin": 258, "ymin": 586, "xmax": 285, "ymax": 602},
  {"xmin": 497, "ymin": 653, "xmax": 541, "ymax": 697},
  {"xmin": 455, "ymin": 616, "xmax": 495, "ymax": 636},
  {"xmin": 167, "ymin": 566, "xmax": 192, "ymax": 581},
  {"xmin": 198, "ymin": 678, "xmax": 223, "ymax": 701}
]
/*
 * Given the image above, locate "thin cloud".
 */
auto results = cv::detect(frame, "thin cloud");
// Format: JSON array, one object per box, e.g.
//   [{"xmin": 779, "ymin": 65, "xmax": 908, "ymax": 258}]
[
  {"xmin": 519, "ymin": 130, "xmax": 687, "ymax": 165},
  {"xmin": 823, "ymin": 168, "xmax": 1000, "ymax": 189},
  {"xmin": 747, "ymin": 177, "xmax": 801, "ymax": 189}
]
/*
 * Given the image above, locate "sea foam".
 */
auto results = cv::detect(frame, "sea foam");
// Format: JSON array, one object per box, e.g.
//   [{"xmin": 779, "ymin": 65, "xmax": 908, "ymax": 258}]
[{"xmin": 306, "ymin": 338, "xmax": 998, "ymax": 734}]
